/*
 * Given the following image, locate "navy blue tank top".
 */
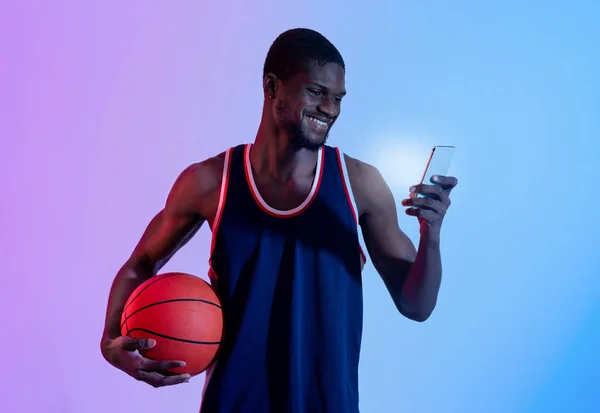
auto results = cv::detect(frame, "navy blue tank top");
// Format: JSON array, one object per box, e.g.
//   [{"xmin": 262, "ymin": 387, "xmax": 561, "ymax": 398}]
[{"xmin": 201, "ymin": 143, "xmax": 365, "ymax": 413}]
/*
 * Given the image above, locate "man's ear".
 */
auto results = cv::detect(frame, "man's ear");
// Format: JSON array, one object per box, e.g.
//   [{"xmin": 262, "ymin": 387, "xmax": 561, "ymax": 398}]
[{"xmin": 263, "ymin": 73, "xmax": 278, "ymax": 99}]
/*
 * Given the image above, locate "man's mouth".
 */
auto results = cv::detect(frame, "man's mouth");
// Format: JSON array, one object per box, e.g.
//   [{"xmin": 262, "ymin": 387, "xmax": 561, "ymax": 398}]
[{"xmin": 306, "ymin": 115, "xmax": 330, "ymax": 128}]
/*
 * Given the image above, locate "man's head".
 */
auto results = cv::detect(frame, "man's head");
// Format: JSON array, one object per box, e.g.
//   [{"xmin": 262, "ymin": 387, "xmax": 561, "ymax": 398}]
[{"xmin": 262, "ymin": 28, "xmax": 346, "ymax": 151}]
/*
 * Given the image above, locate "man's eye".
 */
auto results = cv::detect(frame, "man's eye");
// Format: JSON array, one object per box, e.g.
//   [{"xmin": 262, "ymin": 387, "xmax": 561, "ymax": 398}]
[{"xmin": 309, "ymin": 89, "xmax": 323, "ymax": 97}]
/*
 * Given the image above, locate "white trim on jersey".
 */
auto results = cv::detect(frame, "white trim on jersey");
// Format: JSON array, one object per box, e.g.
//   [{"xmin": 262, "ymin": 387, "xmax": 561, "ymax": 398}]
[{"xmin": 244, "ymin": 143, "xmax": 323, "ymax": 217}]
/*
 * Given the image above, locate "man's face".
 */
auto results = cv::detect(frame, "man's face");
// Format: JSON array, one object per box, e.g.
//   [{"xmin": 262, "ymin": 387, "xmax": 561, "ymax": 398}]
[{"xmin": 273, "ymin": 62, "xmax": 346, "ymax": 151}]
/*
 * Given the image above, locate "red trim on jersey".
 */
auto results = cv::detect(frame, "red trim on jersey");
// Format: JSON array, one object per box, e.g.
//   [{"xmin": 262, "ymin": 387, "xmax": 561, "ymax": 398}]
[
  {"xmin": 335, "ymin": 147, "xmax": 367, "ymax": 265},
  {"xmin": 208, "ymin": 147, "xmax": 233, "ymax": 283}
]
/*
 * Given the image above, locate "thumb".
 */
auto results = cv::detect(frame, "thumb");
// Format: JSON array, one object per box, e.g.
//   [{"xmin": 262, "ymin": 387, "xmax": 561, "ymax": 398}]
[{"xmin": 118, "ymin": 336, "xmax": 156, "ymax": 351}]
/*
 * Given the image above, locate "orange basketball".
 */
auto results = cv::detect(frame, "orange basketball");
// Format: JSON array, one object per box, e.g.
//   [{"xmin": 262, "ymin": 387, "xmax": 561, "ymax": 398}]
[{"xmin": 120, "ymin": 272, "xmax": 223, "ymax": 376}]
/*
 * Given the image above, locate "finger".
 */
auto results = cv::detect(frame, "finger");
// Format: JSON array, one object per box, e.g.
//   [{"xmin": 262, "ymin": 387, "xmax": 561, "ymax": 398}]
[
  {"xmin": 137, "ymin": 370, "xmax": 191, "ymax": 387},
  {"xmin": 416, "ymin": 185, "xmax": 451, "ymax": 206},
  {"xmin": 431, "ymin": 175, "xmax": 458, "ymax": 191},
  {"xmin": 138, "ymin": 370, "xmax": 189, "ymax": 387},
  {"xmin": 118, "ymin": 337, "xmax": 156, "ymax": 351},
  {"xmin": 402, "ymin": 197, "xmax": 446, "ymax": 213},
  {"xmin": 141, "ymin": 358, "xmax": 187, "ymax": 372},
  {"xmin": 405, "ymin": 206, "xmax": 439, "ymax": 222},
  {"xmin": 410, "ymin": 184, "xmax": 444, "ymax": 200}
]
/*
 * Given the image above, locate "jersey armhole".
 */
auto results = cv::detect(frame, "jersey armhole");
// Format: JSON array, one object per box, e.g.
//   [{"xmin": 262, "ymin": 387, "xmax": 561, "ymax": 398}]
[
  {"xmin": 208, "ymin": 147, "xmax": 233, "ymax": 283},
  {"xmin": 334, "ymin": 148, "xmax": 368, "ymax": 267}
]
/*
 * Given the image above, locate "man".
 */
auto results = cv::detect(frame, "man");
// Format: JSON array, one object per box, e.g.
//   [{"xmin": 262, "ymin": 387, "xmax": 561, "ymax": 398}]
[{"xmin": 101, "ymin": 28, "xmax": 457, "ymax": 413}]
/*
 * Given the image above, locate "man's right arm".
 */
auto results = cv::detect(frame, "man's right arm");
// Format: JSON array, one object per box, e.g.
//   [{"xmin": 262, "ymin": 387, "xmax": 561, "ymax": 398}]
[
  {"xmin": 100, "ymin": 209, "xmax": 203, "ymax": 347},
  {"xmin": 100, "ymin": 156, "xmax": 223, "ymax": 381}
]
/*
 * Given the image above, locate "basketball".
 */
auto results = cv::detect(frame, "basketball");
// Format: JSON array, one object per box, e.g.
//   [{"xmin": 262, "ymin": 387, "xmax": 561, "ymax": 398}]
[{"xmin": 120, "ymin": 272, "xmax": 223, "ymax": 376}]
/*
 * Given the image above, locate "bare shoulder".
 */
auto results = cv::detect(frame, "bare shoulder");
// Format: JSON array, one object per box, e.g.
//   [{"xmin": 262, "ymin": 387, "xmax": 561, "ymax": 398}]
[
  {"xmin": 166, "ymin": 152, "xmax": 226, "ymax": 224},
  {"xmin": 343, "ymin": 153, "xmax": 393, "ymax": 217}
]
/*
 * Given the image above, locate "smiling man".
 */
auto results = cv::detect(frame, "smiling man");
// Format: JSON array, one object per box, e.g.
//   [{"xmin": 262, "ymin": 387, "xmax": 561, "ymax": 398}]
[{"xmin": 101, "ymin": 28, "xmax": 458, "ymax": 413}]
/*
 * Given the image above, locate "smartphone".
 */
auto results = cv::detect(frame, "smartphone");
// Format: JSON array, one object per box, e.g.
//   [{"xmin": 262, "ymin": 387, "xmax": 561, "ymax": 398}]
[{"xmin": 411, "ymin": 145, "xmax": 455, "ymax": 200}]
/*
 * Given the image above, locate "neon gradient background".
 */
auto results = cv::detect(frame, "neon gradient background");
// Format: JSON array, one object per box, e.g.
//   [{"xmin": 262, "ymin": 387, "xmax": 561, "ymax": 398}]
[{"xmin": 2, "ymin": 1, "xmax": 599, "ymax": 412}]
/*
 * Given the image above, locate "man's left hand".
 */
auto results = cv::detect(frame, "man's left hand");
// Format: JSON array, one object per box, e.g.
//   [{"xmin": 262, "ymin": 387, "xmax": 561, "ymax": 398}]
[{"xmin": 401, "ymin": 175, "xmax": 458, "ymax": 234}]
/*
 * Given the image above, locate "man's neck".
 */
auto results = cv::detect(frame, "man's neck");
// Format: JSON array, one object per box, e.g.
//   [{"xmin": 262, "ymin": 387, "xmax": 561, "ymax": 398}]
[{"xmin": 252, "ymin": 123, "xmax": 318, "ymax": 184}]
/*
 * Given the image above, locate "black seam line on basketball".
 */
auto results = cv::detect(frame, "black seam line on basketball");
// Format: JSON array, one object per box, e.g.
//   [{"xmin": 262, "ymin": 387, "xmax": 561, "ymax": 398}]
[
  {"xmin": 120, "ymin": 298, "xmax": 222, "ymax": 330},
  {"xmin": 123, "ymin": 273, "xmax": 180, "ymax": 312},
  {"xmin": 127, "ymin": 328, "xmax": 221, "ymax": 345}
]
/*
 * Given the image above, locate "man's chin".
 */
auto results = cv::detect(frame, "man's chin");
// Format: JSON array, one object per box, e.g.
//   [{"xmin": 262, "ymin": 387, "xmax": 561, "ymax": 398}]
[{"xmin": 292, "ymin": 133, "xmax": 328, "ymax": 151}]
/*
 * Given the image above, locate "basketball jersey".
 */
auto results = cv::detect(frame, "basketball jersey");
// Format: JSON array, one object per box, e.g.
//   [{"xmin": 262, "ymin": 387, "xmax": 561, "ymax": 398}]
[{"xmin": 201, "ymin": 143, "xmax": 366, "ymax": 413}]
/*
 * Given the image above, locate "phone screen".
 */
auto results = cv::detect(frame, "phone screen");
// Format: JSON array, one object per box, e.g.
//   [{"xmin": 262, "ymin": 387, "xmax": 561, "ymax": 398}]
[{"xmin": 413, "ymin": 145, "xmax": 455, "ymax": 199}]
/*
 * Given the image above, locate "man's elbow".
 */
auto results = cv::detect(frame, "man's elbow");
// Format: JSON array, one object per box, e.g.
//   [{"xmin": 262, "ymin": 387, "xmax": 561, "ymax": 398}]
[
  {"xmin": 405, "ymin": 310, "xmax": 432, "ymax": 322},
  {"xmin": 397, "ymin": 301, "xmax": 435, "ymax": 322}
]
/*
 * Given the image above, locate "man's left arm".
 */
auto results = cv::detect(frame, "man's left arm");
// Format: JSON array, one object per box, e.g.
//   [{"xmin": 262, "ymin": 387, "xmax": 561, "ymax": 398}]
[{"xmin": 347, "ymin": 155, "xmax": 457, "ymax": 322}]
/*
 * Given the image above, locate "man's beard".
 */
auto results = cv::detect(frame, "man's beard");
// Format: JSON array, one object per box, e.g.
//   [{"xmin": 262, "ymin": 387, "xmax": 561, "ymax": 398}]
[
  {"xmin": 289, "ymin": 120, "xmax": 329, "ymax": 151},
  {"xmin": 276, "ymin": 101, "xmax": 330, "ymax": 151}
]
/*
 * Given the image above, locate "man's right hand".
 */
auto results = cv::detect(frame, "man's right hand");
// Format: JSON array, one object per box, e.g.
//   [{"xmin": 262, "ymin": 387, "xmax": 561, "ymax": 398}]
[{"xmin": 102, "ymin": 336, "xmax": 191, "ymax": 387}]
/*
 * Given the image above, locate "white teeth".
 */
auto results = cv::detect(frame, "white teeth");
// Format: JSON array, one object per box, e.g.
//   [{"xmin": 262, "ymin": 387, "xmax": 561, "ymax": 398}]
[{"xmin": 308, "ymin": 116, "xmax": 327, "ymax": 127}]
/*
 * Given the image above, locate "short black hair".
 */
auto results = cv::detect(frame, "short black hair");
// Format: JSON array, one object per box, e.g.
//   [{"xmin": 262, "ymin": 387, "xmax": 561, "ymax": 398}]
[{"xmin": 263, "ymin": 28, "xmax": 345, "ymax": 82}]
